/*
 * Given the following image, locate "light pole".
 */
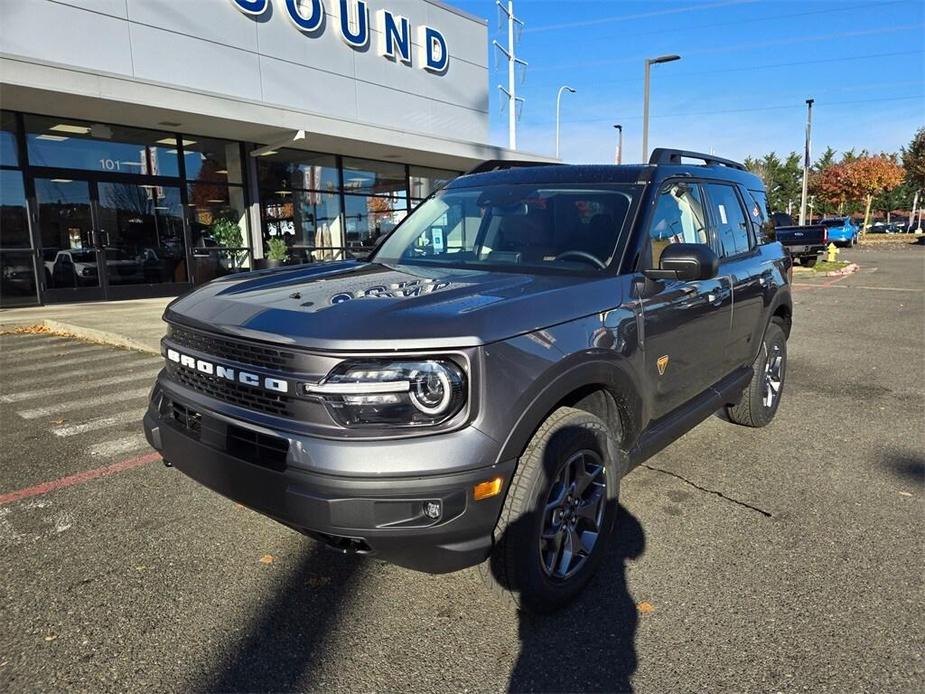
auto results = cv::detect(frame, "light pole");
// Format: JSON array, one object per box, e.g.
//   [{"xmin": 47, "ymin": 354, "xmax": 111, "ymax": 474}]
[
  {"xmin": 642, "ymin": 54, "xmax": 681, "ymax": 161},
  {"xmin": 555, "ymin": 86, "xmax": 576, "ymax": 159},
  {"xmin": 613, "ymin": 124, "xmax": 623, "ymax": 164},
  {"xmin": 798, "ymin": 98, "xmax": 814, "ymax": 226}
]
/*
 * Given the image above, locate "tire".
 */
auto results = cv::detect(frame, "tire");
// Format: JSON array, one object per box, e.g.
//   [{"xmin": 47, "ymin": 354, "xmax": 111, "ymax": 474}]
[
  {"xmin": 480, "ymin": 407, "xmax": 623, "ymax": 613},
  {"xmin": 727, "ymin": 320, "xmax": 787, "ymax": 428},
  {"xmin": 800, "ymin": 255, "xmax": 817, "ymax": 268}
]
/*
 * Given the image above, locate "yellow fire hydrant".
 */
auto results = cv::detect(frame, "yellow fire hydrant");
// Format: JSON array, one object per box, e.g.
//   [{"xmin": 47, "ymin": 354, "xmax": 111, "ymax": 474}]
[{"xmin": 826, "ymin": 242, "xmax": 839, "ymax": 263}]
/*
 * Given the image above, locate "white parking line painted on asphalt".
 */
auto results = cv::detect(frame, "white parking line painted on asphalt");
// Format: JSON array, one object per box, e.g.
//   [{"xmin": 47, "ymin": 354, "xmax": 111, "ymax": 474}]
[
  {"xmin": 17, "ymin": 387, "xmax": 151, "ymax": 420},
  {"xmin": 2, "ymin": 345, "xmax": 103, "ymax": 363},
  {"xmin": 5, "ymin": 359, "xmax": 161, "ymax": 388},
  {"xmin": 0, "ymin": 339, "xmax": 71, "ymax": 355},
  {"xmin": 52, "ymin": 410, "xmax": 145, "ymax": 437},
  {"xmin": 1, "ymin": 372, "xmax": 153, "ymax": 403},
  {"xmin": 3, "ymin": 351, "xmax": 136, "ymax": 371},
  {"xmin": 87, "ymin": 434, "xmax": 149, "ymax": 458}
]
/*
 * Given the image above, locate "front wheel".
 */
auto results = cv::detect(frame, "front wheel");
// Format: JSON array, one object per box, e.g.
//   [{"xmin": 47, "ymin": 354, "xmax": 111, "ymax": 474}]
[
  {"xmin": 727, "ymin": 320, "xmax": 787, "ymax": 428},
  {"xmin": 480, "ymin": 407, "xmax": 622, "ymax": 613}
]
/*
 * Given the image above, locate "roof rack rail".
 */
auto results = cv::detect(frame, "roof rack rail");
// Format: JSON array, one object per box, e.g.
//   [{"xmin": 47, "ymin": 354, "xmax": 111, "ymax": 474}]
[
  {"xmin": 648, "ymin": 148, "xmax": 746, "ymax": 171},
  {"xmin": 465, "ymin": 160, "xmax": 563, "ymax": 175}
]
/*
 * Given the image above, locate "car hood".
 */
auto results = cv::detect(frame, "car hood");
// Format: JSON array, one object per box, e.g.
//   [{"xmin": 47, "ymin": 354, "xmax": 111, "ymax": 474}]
[{"xmin": 164, "ymin": 261, "xmax": 623, "ymax": 351}]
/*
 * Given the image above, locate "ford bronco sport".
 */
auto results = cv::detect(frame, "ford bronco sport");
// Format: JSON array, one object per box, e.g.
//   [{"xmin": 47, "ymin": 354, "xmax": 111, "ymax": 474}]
[{"xmin": 144, "ymin": 149, "xmax": 792, "ymax": 612}]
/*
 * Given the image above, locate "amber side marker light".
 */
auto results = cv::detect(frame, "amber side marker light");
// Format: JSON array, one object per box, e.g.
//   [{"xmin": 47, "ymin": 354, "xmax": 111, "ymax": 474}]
[{"xmin": 473, "ymin": 477, "xmax": 503, "ymax": 501}]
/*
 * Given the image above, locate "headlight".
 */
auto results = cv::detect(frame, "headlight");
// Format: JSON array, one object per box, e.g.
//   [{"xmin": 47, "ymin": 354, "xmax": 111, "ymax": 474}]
[{"xmin": 305, "ymin": 359, "xmax": 466, "ymax": 427}]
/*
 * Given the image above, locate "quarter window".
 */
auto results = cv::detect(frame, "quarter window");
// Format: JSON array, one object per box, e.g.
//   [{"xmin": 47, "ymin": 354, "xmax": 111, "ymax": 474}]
[
  {"xmin": 704, "ymin": 183, "xmax": 751, "ymax": 256},
  {"xmin": 648, "ymin": 182, "xmax": 709, "ymax": 264}
]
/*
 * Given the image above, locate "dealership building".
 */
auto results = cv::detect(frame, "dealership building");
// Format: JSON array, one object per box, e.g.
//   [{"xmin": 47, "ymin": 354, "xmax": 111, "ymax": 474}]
[{"xmin": 0, "ymin": 0, "xmax": 543, "ymax": 307}]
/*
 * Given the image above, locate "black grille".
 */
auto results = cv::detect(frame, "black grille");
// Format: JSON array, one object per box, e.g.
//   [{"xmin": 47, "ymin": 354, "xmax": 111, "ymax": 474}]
[
  {"xmin": 166, "ymin": 399, "xmax": 202, "ymax": 437},
  {"xmin": 167, "ymin": 363, "xmax": 293, "ymax": 418},
  {"xmin": 168, "ymin": 325, "xmax": 296, "ymax": 371}
]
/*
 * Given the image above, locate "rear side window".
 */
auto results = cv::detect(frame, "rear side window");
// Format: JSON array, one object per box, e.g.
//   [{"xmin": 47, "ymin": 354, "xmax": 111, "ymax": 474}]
[{"xmin": 704, "ymin": 183, "xmax": 751, "ymax": 256}]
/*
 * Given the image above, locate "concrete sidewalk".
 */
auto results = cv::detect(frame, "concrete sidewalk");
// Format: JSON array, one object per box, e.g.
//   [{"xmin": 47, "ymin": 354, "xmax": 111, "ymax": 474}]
[{"xmin": 0, "ymin": 297, "xmax": 171, "ymax": 354}]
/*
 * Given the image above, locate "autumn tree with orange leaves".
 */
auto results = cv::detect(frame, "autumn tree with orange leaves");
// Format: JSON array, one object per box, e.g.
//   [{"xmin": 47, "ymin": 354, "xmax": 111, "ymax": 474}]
[{"xmin": 816, "ymin": 156, "xmax": 904, "ymax": 234}]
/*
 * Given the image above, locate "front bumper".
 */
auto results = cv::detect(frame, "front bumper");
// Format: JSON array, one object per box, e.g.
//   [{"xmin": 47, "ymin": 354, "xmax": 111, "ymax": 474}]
[{"xmin": 143, "ymin": 383, "xmax": 515, "ymax": 574}]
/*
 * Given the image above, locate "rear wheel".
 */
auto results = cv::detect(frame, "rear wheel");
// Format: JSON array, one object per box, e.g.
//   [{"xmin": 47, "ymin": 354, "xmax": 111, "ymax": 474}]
[
  {"xmin": 800, "ymin": 255, "xmax": 817, "ymax": 268},
  {"xmin": 480, "ymin": 407, "xmax": 622, "ymax": 613},
  {"xmin": 727, "ymin": 320, "xmax": 787, "ymax": 428}
]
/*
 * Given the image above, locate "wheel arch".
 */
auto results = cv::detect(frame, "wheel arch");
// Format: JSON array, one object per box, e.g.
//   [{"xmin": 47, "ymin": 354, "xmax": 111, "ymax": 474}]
[{"xmin": 495, "ymin": 355, "xmax": 645, "ymax": 473}]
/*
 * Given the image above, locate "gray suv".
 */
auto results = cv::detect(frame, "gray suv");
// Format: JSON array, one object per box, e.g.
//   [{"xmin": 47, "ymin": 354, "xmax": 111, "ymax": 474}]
[{"xmin": 144, "ymin": 150, "xmax": 792, "ymax": 611}]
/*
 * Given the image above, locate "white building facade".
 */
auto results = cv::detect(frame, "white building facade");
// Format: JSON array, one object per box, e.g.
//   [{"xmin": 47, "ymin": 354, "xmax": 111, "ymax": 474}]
[{"xmin": 0, "ymin": 0, "xmax": 542, "ymax": 306}]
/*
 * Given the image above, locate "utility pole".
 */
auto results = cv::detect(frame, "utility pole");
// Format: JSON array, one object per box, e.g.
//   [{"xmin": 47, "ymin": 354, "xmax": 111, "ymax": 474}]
[
  {"xmin": 555, "ymin": 86, "xmax": 576, "ymax": 159},
  {"xmin": 788, "ymin": 199, "xmax": 793, "ymax": 217},
  {"xmin": 809, "ymin": 195, "xmax": 816, "ymax": 224},
  {"xmin": 614, "ymin": 124, "xmax": 623, "ymax": 164},
  {"xmin": 642, "ymin": 54, "xmax": 681, "ymax": 161},
  {"xmin": 494, "ymin": 1, "xmax": 526, "ymax": 150},
  {"xmin": 799, "ymin": 98, "xmax": 814, "ymax": 226}
]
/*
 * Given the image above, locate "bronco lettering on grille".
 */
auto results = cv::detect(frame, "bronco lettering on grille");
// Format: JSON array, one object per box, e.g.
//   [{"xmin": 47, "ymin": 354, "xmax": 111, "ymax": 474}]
[{"xmin": 166, "ymin": 348, "xmax": 289, "ymax": 394}]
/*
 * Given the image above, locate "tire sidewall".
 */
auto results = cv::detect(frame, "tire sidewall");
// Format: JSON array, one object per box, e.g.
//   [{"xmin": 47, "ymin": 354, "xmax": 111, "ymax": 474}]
[
  {"xmin": 512, "ymin": 412, "xmax": 622, "ymax": 612},
  {"xmin": 753, "ymin": 322, "xmax": 787, "ymax": 425}
]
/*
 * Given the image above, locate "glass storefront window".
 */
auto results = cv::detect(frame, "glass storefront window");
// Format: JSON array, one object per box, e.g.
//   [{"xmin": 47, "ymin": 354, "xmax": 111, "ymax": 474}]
[
  {"xmin": 1, "ymin": 111, "xmax": 19, "ymax": 167},
  {"xmin": 24, "ymin": 115, "xmax": 181, "ymax": 177},
  {"xmin": 1, "ymin": 250, "xmax": 38, "ymax": 306},
  {"xmin": 342, "ymin": 157, "xmax": 407, "ymax": 197},
  {"xmin": 183, "ymin": 138, "xmax": 244, "ymax": 185},
  {"xmin": 343, "ymin": 194, "xmax": 408, "ymax": 248},
  {"xmin": 257, "ymin": 150, "xmax": 339, "ymax": 192},
  {"xmin": 0, "ymin": 170, "xmax": 30, "ymax": 248},
  {"xmin": 261, "ymin": 189, "xmax": 344, "ymax": 262},
  {"xmin": 187, "ymin": 182, "xmax": 250, "ymax": 283},
  {"xmin": 409, "ymin": 166, "xmax": 459, "ymax": 201}
]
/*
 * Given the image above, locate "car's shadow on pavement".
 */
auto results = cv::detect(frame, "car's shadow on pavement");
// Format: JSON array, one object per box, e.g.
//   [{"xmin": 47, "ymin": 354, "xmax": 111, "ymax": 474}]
[
  {"xmin": 881, "ymin": 451, "xmax": 924, "ymax": 487},
  {"xmin": 506, "ymin": 506, "xmax": 646, "ymax": 694},
  {"xmin": 197, "ymin": 542, "xmax": 363, "ymax": 693}
]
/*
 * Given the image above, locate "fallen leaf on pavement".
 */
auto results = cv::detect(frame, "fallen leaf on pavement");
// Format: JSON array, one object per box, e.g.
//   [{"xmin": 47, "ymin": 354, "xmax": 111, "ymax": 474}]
[
  {"xmin": 637, "ymin": 601, "xmax": 655, "ymax": 613},
  {"xmin": 44, "ymin": 634, "xmax": 58, "ymax": 642},
  {"xmin": 259, "ymin": 554, "xmax": 274, "ymax": 564},
  {"xmin": 898, "ymin": 491, "xmax": 913, "ymax": 497}
]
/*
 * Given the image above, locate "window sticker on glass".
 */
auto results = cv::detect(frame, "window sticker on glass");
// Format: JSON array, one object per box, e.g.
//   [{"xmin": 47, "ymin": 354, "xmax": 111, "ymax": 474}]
[
  {"xmin": 432, "ymin": 229, "xmax": 445, "ymax": 253},
  {"xmin": 718, "ymin": 204, "xmax": 728, "ymax": 225}
]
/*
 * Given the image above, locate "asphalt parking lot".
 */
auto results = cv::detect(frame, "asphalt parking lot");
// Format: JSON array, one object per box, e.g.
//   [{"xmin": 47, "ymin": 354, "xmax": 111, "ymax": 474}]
[{"xmin": 1, "ymin": 246, "xmax": 922, "ymax": 693}]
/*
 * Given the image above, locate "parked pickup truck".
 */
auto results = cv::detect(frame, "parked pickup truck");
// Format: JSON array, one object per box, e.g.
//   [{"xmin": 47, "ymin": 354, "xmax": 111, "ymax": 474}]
[
  {"xmin": 144, "ymin": 149, "xmax": 793, "ymax": 612},
  {"xmin": 772, "ymin": 213, "xmax": 828, "ymax": 267},
  {"xmin": 820, "ymin": 217, "xmax": 860, "ymax": 246}
]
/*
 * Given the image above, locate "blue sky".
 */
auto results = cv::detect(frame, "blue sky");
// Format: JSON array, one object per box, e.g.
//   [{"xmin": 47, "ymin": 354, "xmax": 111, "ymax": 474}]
[{"xmin": 452, "ymin": 0, "xmax": 925, "ymax": 163}]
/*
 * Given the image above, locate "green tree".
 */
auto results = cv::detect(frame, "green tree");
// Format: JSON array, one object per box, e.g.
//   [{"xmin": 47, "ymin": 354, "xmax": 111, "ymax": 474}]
[{"xmin": 744, "ymin": 152, "xmax": 802, "ymax": 213}]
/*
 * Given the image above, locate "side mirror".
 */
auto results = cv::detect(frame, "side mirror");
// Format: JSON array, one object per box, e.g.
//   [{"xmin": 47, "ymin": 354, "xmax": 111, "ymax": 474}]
[{"xmin": 643, "ymin": 243, "xmax": 718, "ymax": 282}]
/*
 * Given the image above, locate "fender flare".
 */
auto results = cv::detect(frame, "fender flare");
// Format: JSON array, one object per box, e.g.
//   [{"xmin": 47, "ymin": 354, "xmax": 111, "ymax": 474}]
[{"xmin": 495, "ymin": 353, "xmax": 646, "ymax": 466}]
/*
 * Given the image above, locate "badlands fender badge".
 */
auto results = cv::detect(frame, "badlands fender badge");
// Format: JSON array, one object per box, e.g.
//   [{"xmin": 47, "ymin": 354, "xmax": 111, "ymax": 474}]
[{"xmin": 657, "ymin": 355, "xmax": 670, "ymax": 376}]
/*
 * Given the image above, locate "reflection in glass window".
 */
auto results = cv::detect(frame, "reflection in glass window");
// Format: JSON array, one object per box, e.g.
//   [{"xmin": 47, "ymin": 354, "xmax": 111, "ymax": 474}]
[
  {"xmin": 261, "ymin": 189, "xmax": 345, "ymax": 262},
  {"xmin": 703, "ymin": 183, "xmax": 750, "ymax": 256},
  {"xmin": 649, "ymin": 182, "xmax": 708, "ymax": 264},
  {"xmin": 1, "ymin": 111, "xmax": 19, "ymax": 167},
  {"xmin": 0, "ymin": 250, "xmax": 38, "ymax": 306},
  {"xmin": 344, "ymin": 194, "xmax": 408, "ymax": 248},
  {"xmin": 187, "ymin": 182, "xmax": 250, "ymax": 283},
  {"xmin": 342, "ymin": 157, "xmax": 407, "ymax": 197},
  {"xmin": 183, "ymin": 138, "xmax": 244, "ymax": 185},
  {"xmin": 33, "ymin": 178, "xmax": 95, "ymax": 255},
  {"xmin": 257, "ymin": 150, "xmax": 339, "ymax": 192},
  {"xmin": 0, "ymin": 170, "xmax": 30, "ymax": 248},
  {"xmin": 24, "ymin": 115, "xmax": 181, "ymax": 176},
  {"xmin": 409, "ymin": 166, "xmax": 459, "ymax": 201}
]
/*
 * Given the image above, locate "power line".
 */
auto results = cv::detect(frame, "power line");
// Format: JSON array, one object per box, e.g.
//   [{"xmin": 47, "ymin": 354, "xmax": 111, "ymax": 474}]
[
  {"xmin": 528, "ymin": 22, "xmax": 924, "ymax": 73},
  {"xmin": 525, "ymin": 0, "xmax": 757, "ymax": 34},
  {"xmin": 523, "ymin": 49, "xmax": 924, "ymax": 90},
  {"xmin": 553, "ymin": 96, "xmax": 924, "ymax": 126}
]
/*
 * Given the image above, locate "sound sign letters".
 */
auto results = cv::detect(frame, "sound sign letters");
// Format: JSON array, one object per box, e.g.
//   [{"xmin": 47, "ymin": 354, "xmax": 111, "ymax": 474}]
[{"xmin": 229, "ymin": 0, "xmax": 449, "ymax": 73}]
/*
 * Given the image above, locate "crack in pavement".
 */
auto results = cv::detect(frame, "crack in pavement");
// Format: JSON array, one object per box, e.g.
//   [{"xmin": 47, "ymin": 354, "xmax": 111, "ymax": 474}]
[{"xmin": 641, "ymin": 464, "xmax": 773, "ymax": 517}]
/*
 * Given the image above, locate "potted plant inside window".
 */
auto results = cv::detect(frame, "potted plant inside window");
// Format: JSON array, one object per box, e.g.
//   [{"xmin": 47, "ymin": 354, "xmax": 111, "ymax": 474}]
[{"xmin": 256, "ymin": 237, "xmax": 289, "ymax": 270}]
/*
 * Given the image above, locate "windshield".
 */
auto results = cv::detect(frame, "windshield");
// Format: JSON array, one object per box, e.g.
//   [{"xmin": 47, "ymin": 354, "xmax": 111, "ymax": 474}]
[{"xmin": 375, "ymin": 183, "xmax": 638, "ymax": 273}]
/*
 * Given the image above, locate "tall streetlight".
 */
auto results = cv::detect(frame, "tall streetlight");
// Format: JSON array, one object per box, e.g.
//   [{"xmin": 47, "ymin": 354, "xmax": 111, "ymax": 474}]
[
  {"xmin": 613, "ymin": 124, "xmax": 623, "ymax": 164},
  {"xmin": 798, "ymin": 98, "xmax": 815, "ymax": 226},
  {"xmin": 555, "ymin": 86, "xmax": 576, "ymax": 159},
  {"xmin": 642, "ymin": 54, "xmax": 681, "ymax": 161}
]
